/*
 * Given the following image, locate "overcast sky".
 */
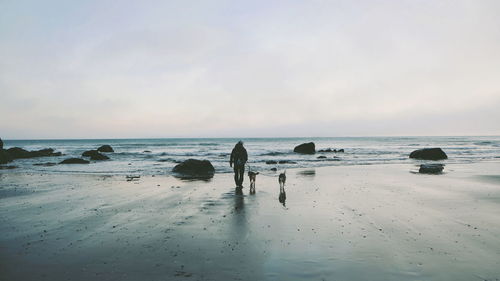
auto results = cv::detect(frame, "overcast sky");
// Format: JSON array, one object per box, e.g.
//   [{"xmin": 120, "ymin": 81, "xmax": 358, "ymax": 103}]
[{"xmin": 1, "ymin": 0, "xmax": 499, "ymax": 139}]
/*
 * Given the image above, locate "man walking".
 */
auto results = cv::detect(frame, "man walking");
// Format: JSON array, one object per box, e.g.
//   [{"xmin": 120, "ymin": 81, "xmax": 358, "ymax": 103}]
[{"xmin": 230, "ymin": 141, "xmax": 248, "ymax": 188}]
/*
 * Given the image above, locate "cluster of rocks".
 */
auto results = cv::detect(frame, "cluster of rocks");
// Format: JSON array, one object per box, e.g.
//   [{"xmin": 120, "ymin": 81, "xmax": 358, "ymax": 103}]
[
  {"xmin": 318, "ymin": 148, "xmax": 344, "ymax": 153},
  {"xmin": 0, "ymin": 138, "xmax": 116, "ymax": 166},
  {"xmin": 0, "ymin": 137, "xmax": 452, "ymax": 177},
  {"xmin": 293, "ymin": 142, "xmax": 345, "ymax": 155},
  {"xmin": 409, "ymin": 148, "xmax": 448, "ymax": 174},
  {"xmin": 168, "ymin": 144, "xmax": 450, "ymax": 177},
  {"xmin": 60, "ymin": 145, "xmax": 114, "ymax": 164},
  {"xmin": 0, "ymin": 138, "xmax": 63, "ymax": 165}
]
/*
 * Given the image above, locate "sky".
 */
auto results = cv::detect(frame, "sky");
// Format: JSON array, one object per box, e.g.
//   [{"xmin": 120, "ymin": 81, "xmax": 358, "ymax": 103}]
[{"xmin": 1, "ymin": 0, "xmax": 499, "ymax": 139}]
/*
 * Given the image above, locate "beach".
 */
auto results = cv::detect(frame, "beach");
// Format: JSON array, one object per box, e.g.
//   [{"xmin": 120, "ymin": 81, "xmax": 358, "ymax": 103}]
[{"xmin": 1, "ymin": 162, "xmax": 500, "ymax": 281}]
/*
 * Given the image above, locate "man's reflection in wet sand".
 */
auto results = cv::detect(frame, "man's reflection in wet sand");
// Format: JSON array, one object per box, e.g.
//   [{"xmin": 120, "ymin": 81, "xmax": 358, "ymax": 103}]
[
  {"xmin": 279, "ymin": 187, "xmax": 286, "ymax": 207},
  {"xmin": 234, "ymin": 187, "xmax": 244, "ymax": 213},
  {"xmin": 230, "ymin": 186, "xmax": 247, "ymax": 241}
]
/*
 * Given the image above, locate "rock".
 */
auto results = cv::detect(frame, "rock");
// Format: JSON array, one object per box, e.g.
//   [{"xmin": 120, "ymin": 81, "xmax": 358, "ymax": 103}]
[
  {"xmin": 317, "ymin": 156, "xmax": 327, "ymax": 159},
  {"xmin": 410, "ymin": 148, "xmax": 447, "ymax": 160},
  {"xmin": 5, "ymin": 147, "xmax": 31, "ymax": 158},
  {"xmin": 172, "ymin": 159, "xmax": 215, "ymax": 178},
  {"xmin": 337, "ymin": 149, "xmax": 344, "ymax": 153},
  {"xmin": 143, "ymin": 150, "xmax": 152, "ymax": 153},
  {"xmin": 270, "ymin": 167, "xmax": 277, "ymax": 171},
  {"xmin": 266, "ymin": 160, "xmax": 296, "ymax": 164},
  {"xmin": 82, "ymin": 150, "xmax": 109, "ymax": 160},
  {"xmin": 97, "ymin": 145, "xmax": 114, "ymax": 153},
  {"xmin": 90, "ymin": 153, "xmax": 109, "ymax": 161},
  {"xmin": 4, "ymin": 147, "xmax": 62, "ymax": 159},
  {"xmin": 0, "ymin": 149, "xmax": 13, "ymax": 164},
  {"xmin": 59, "ymin": 158, "xmax": 90, "ymax": 164},
  {"xmin": 0, "ymin": 165, "xmax": 17, "ymax": 170},
  {"xmin": 33, "ymin": 162, "xmax": 57, "ymax": 167},
  {"xmin": 278, "ymin": 160, "xmax": 297, "ymax": 164},
  {"xmin": 419, "ymin": 164, "xmax": 444, "ymax": 174},
  {"xmin": 82, "ymin": 150, "xmax": 98, "ymax": 157},
  {"xmin": 294, "ymin": 142, "xmax": 315, "ymax": 154},
  {"xmin": 33, "ymin": 149, "xmax": 59, "ymax": 157},
  {"xmin": 0, "ymin": 138, "xmax": 3, "ymax": 149}
]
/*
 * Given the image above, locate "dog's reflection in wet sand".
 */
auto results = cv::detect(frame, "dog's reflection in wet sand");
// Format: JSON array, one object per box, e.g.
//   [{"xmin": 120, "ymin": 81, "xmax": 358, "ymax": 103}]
[{"xmin": 278, "ymin": 171, "xmax": 286, "ymax": 206}]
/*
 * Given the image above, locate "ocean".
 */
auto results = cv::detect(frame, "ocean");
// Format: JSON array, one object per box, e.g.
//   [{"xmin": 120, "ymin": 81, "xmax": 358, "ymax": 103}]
[{"xmin": 1, "ymin": 136, "xmax": 499, "ymax": 175}]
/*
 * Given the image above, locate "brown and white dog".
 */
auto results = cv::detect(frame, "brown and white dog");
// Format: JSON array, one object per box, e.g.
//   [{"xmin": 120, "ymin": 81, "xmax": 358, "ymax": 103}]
[{"xmin": 248, "ymin": 171, "xmax": 259, "ymax": 194}]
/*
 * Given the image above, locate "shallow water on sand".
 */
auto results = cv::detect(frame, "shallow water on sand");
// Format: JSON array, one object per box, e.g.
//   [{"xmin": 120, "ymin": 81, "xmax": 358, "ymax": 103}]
[{"xmin": 1, "ymin": 162, "xmax": 500, "ymax": 280}]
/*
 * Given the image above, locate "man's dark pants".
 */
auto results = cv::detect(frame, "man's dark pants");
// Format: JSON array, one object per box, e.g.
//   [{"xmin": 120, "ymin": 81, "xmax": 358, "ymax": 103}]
[{"xmin": 234, "ymin": 164, "xmax": 245, "ymax": 187}]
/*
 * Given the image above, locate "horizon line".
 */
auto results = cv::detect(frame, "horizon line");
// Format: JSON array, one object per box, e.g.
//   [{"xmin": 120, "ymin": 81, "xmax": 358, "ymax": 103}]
[{"xmin": 2, "ymin": 134, "xmax": 500, "ymax": 141}]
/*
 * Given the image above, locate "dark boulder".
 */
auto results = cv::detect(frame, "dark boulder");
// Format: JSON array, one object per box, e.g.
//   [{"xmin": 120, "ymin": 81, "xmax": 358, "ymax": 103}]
[
  {"xmin": 82, "ymin": 150, "xmax": 109, "ymax": 160},
  {"xmin": 59, "ymin": 158, "xmax": 90, "ymax": 164},
  {"xmin": 419, "ymin": 164, "xmax": 444, "ymax": 174},
  {"xmin": 172, "ymin": 159, "xmax": 215, "ymax": 178},
  {"xmin": 143, "ymin": 150, "xmax": 152, "ymax": 153},
  {"xmin": 0, "ymin": 150, "xmax": 13, "ymax": 164},
  {"xmin": 82, "ymin": 150, "xmax": 98, "ymax": 157},
  {"xmin": 266, "ymin": 160, "xmax": 277, "ymax": 165},
  {"xmin": 97, "ymin": 145, "xmax": 114, "ymax": 153},
  {"xmin": 410, "ymin": 148, "xmax": 447, "ymax": 160},
  {"xmin": 294, "ymin": 142, "xmax": 315, "ymax": 154},
  {"xmin": 337, "ymin": 149, "xmax": 344, "ymax": 153},
  {"xmin": 317, "ymin": 155, "xmax": 327, "ymax": 159},
  {"xmin": 5, "ymin": 147, "xmax": 30, "ymax": 158},
  {"xmin": 270, "ymin": 167, "xmax": 277, "ymax": 172}
]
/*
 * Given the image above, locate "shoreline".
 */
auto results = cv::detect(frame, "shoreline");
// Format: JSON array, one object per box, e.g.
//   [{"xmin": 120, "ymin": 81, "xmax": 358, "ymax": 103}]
[
  {"xmin": 2, "ymin": 158, "xmax": 500, "ymax": 177},
  {"xmin": 1, "ymin": 162, "xmax": 500, "ymax": 280}
]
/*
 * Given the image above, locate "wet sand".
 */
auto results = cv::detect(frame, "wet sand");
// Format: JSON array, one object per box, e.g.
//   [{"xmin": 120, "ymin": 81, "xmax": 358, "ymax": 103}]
[{"xmin": 1, "ymin": 162, "xmax": 500, "ymax": 281}]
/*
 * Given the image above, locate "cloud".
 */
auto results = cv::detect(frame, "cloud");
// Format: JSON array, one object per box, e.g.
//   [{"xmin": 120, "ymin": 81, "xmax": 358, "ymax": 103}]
[{"xmin": 1, "ymin": 0, "xmax": 499, "ymax": 138}]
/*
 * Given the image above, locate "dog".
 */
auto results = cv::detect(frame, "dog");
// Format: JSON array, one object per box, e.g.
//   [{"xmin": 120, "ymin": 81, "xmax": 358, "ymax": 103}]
[
  {"xmin": 278, "ymin": 171, "xmax": 286, "ymax": 188},
  {"xmin": 248, "ymin": 171, "xmax": 259, "ymax": 194},
  {"xmin": 278, "ymin": 171, "xmax": 286, "ymax": 206}
]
